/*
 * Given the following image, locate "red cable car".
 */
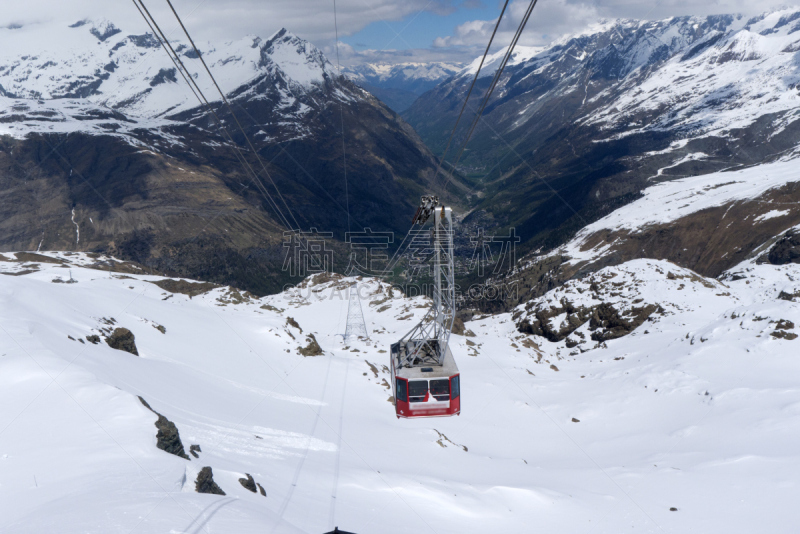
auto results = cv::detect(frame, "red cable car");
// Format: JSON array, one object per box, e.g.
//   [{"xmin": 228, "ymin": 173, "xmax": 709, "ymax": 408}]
[
  {"xmin": 390, "ymin": 196, "xmax": 460, "ymax": 418},
  {"xmin": 391, "ymin": 342, "xmax": 460, "ymax": 418}
]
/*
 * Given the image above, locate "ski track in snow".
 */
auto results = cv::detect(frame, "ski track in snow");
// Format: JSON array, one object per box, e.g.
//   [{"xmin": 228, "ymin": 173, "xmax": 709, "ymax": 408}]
[{"xmin": 0, "ymin": 251, "xmax": 799, "ymax": 533}]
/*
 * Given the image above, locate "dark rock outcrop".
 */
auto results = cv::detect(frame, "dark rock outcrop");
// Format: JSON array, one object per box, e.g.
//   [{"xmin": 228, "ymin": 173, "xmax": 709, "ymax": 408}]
[
  {"xmin": 195, "ymin": 466, "xmax": 225, "ymax": 495},
  {"xmin": 138, "ymin": 396, "xmax": 190, "ymax": 460},
  {"xmin": 256, "ymin": 482, "xmax": 266, "ymax": 496},
  {"xmin": 150, "ymin": 279, "xmax": 218, "ymax": 298},
  {"xmin": 589, "ymin": 303, "xmax": 659, "ymax": 342},
  {"xmin": 106, "ymin": 327, "xmax": 138, "ymax": 355},
  {"xmin": 299, "ymin": 334, "xmax": 323, "ymax": 356},
  {"xmin": 286, "ymin": 317, "xmax": 303, "ymax": 333},
  {"xmin": 768, "ymin": 230, "xmax": 800, "ymax": 265},
  {"xmin": 519, "ymin": 300, "xmax": 660, "ymax": 343},
  {"xmin": 518, "ymin": 301, "xmax": 594, "ymax": 342},
  {"xmin": 771, "ymin": 319, "xmax": 798, "ymax": 340},
  {"xmin": 238, "ymin": 473, "xmax": 257, "ymax": 493}
]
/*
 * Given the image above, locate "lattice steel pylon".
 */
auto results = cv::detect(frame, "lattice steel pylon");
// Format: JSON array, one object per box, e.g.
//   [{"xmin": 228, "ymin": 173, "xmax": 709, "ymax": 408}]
[
  {"xmin": 395, "ymin": 196, "xmax": 455, "ymax": 367},
  {"xmin": 344, "ymin": 283, "xmax": 369, "ymax": 341}
]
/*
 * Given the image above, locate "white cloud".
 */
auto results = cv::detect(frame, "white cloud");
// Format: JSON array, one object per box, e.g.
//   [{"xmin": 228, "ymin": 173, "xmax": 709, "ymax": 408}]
[
  {"xmin": 431, "ymin": 0, "xmax": 800, "ymax": 54},
  {"xmin": 0, "ymin": 0, "xmax": 455, "ymax": 46},
  {"xmin": 433, "ymin": 0, "xmax": 601, "ymax": 48}
]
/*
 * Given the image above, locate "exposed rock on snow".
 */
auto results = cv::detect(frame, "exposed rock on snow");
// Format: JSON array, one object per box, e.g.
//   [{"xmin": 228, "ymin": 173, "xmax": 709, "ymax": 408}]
[
  {"xmin": 150, "ymin": 279, "xmax": 219, "ymax": 299},
  {"xmin": 105, "ymin": 327, "xmax": 138, "ymax": 356},
  {"xmin": 138, "ymin": 396, "xmax": 190, "ymax": 460},
  {"xmin": 14, "ymin": 252, "xmax": 65, "ymax": 264},
  {"xmin": 298, "ymin": 333, "xmax": 323, "ymax": 356},
  {"xmin": 515, "ymin": 259, "xmax": 727, "ymax": 353},
  {"xmin": 195, "ymin": 466, "xmax": 225, "ymax": 495},
  {"xmin": 238, "ymin": 473, "xmax": 257, "ymax": 493},
  {"xmin": 770, "ymin": 319, "xmax": 797, "ymax": 340},
  {"xmin": 767, "ymin": 229, "xmax": 800, "ymax": 265}
]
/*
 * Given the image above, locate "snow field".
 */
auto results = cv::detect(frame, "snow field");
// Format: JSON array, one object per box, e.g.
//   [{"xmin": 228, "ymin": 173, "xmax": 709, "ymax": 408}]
[{"xmin": 0, "ymin": 252, "xmax": 799, "ymax": 532}]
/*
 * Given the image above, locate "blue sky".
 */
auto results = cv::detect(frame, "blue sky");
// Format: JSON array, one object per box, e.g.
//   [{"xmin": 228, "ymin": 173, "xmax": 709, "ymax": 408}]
[{"xmin": 341, "ymin": 2, "xmax": 499, "ymax": 52}]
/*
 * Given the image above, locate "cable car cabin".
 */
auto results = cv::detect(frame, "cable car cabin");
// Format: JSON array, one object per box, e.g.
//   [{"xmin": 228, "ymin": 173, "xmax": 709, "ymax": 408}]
[{"xmin": 390, "ymin": 342, "xmax": 460, "ymax": 418}]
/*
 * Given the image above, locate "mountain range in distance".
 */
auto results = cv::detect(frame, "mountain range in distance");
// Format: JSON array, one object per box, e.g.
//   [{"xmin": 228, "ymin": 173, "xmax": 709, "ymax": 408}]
[{"xmin": 342, "ymin": 62, "xmax": 463, "ymax": 112}]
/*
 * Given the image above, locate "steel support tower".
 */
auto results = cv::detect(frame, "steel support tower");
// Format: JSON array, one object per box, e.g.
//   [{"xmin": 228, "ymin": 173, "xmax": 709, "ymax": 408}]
[
  {"xmin": 395, "ymin": 196, "xmax": 455, "ymax": 367},
  {"xmin": 344, "ymin": 283, "xmax": 369, "ymax": 341}
]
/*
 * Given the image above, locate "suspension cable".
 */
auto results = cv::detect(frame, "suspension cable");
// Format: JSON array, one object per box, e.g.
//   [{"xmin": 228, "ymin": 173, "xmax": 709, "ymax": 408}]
[
  {"xmin": 131, "ymin": 0, "xmax": 202, "ymax": 106},
  {"xmin": 445, "ymin": 0, "xmax": 539, "ymax": 187},
  {"xmin": 432, "ymin": 0, "xmax": 510, "ymax": 189},
  {"xmin": 332, "ymin": 0, "xmax": 351, "ymax": 235},
  {"xmin": 164, "ymin": 0, "xmax": 305, "ymax": 234},
  {"xmin": 134, "ymin": 0, "xmax": 296, "ymax": 234}
]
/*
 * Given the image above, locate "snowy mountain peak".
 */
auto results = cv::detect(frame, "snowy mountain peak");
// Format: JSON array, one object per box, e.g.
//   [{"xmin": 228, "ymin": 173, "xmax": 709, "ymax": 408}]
[
  {"xmin": 0, "ymin": 19, "xmax": 349, "ymax": 140},
  {"xmin": 86, "ymin": 19, "xmax": 122, "ymax": 42},
  {"xmin": 342, "ymin": 61, "xmax": 463, "ymax": 111},
  {"xmin": 459, "ymin": 44, "xmax": 543, "ymax": 78},
  {"xmin": 259, "ymin": 27, "xmax": 332, "ymax": 86}
]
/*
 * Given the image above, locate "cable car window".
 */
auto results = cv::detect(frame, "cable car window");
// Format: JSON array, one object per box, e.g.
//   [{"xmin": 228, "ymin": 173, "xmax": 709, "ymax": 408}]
[
  {"xmin": 450, "ymin": 375, "xmax": 460, "ymax": 399},
  {"xmin": 430, "ymin": 379, "xmax": 450, "ymax": 401},
  {"xmin": 396, "ymin": 379, "xmax": 407, "ymax": 402},
  {"xmin": 408, "ymin": 380, "xmax": 428, "ymax": 402}
]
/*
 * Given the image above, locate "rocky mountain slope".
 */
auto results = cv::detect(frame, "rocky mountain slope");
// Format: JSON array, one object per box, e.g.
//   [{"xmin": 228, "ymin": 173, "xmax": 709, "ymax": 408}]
[
  {"xmin": 404, "ymin": 9, "xmax": 800, "ymax": 256},
  {"xmin": 0, "ymin": 20, "xmax": 454, "ymax": 294},
  {"xmin": 343, "ymin": 62, "xmax": 462, "ymax": 112},
  {"xmin": 465, "ymin": 148, "xmax": 800, "ymax": 313}
]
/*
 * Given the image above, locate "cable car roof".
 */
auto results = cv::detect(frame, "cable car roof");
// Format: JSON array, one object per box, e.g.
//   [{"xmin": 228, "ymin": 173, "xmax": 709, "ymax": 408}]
[{"xmin": 395, "ymin": 346, "xmax": 458, "ymax": 380}]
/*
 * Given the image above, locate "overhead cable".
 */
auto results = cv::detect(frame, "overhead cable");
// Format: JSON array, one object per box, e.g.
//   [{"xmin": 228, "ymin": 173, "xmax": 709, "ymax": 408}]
[
  {"xmin": 445, "ymin": 0, "xmax": 539, "ymax": 187},
  {"xmin": 163, "ymin": 0, "xmax": 305, "ymax": 234},
  {"xmin": 332, "ymin": 0, "xmax": 352, "ymax": 234},
  {"xmin": 432, "ymin": 0, "xmax": 510, "ymax": 189},
  {"xmin": 133, "ymin": 0, "xmax": 296, "ymax": 233}
]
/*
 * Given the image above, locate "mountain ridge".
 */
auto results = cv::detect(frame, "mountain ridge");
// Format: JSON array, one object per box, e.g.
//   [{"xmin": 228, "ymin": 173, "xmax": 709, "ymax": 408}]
[
  {"xmin": 342, "ymin": 61, "xmax": 463, "ymax": 112},
  {"xmin": 404, "ymin": 8, "xmax": 800, "ymax": 262},
  {"xmin": 0, "ymin": 19, "xmax": 459, "ymax": 294}
]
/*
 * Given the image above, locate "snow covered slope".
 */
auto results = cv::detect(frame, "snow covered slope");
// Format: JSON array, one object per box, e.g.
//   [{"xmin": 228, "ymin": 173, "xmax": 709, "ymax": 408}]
[
  {"xmin": 558, "ymin": 152, "xmax": 800, "ymax": 269},
  {"xmin": 495, "ymin": 151, "xmax": 800, "ymax": 311},
  {"xmin": 2, "ymin": 250, "xmax": 800, "ymax": 532},
  {"xmin": 0, "ymin": 21, "xmax": 333, "ymax": 132},
  {"xmin": 404, "ymin": 8, "xmax": 800, "ymax": 254}
]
